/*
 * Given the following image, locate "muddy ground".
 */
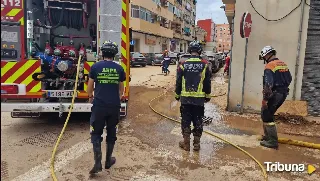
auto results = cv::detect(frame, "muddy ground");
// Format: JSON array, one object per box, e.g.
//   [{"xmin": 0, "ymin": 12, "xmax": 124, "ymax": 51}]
[{"xmin": 1, "ymin": 65, "xmax": 320, "ymax": 181}]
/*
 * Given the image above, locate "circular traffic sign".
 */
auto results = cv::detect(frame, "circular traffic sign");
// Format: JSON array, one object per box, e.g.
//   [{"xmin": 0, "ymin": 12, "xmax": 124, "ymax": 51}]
[{"xmin": 240, "ymin": 12, "xmax": 252, "ymax": 38}]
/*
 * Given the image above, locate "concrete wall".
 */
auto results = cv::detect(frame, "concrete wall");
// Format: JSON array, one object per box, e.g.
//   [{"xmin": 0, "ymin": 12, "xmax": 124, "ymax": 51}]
[
  {"xmin": 301, "ymin": 0, "xmax": 320, "ymax": 116},
  {"xmin": 229, "ymin": 0, "xmax": 310, "ymax": 112}
]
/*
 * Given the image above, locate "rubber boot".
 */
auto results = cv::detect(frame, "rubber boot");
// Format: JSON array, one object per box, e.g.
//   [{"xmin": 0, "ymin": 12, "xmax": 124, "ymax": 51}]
[
  {"xmin": 193, "ymin": 136, "xmax": 201, "ymax": 151},
  {"xmin": 179, "ymin": 133, "xmax": 191, "ymax": 151},
  {"xmin": 105, "ymin": 143, "xmax": 116, "ymax": 169},
  {"xmin": 89, "ymin": 142, "xmax": 102, "ymax": 174},
  {"xmin": 261, "ymin": 124, "xmax": 269, "ymax": 141},
  {"xmin": 260, "ymin": 124, "xmax": 278, "ymax": 149}
]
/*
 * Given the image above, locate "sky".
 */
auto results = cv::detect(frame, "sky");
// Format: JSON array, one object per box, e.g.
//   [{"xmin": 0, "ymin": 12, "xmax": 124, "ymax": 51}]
[{"xmin": 196, "ymin": 0, "xmax": 228, "ymax": 24}]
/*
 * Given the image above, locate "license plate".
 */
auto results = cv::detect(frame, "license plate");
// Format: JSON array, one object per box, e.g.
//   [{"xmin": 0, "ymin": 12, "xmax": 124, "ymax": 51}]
[
  {"xmin": 11, "ymin": 112, "xmax": 40, "ymax": 118},
  {"xmin": 138, "ymin": 59, "xmax": 142, "ymax": 61},
  {"xmin": 47, "ymin": 90, "xmax": 77, "ymax": 98}
]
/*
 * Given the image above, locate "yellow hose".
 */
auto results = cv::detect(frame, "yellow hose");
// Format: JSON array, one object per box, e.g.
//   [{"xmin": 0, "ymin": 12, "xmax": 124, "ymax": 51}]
[
  {"xmin": 257, "ymin": 136, "xmax": 320, "ymax": 149},
  {"xmin": 50, "ymin": 55, "xmax": 82, "ymax": 181},
  {"xmin": 149, "ymin": 91, "xmax": 268, "ymax": 181}
]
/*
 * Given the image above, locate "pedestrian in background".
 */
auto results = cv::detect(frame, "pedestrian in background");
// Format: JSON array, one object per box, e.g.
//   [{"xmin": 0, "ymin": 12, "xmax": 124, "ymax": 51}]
[
  {"xmin": 224, "ymin": 54, "xmax": 230, "ymax": 75},
  {"xmin": 162, "ymin": 50, "xmax": 171, "ymax": 76},
  {"xmin": 87, "ymin": 41, "xmax": 126, "ymax": 174}
]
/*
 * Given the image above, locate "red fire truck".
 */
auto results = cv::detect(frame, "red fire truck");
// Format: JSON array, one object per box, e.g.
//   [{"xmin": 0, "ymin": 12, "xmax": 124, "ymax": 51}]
[{"xmin": 1, "ymin": 0, "xmax": 130, "ymax": 118}]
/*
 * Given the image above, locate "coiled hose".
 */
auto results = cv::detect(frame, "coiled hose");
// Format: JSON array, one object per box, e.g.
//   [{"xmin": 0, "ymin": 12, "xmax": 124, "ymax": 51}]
[{"xmin": 50, "ymin": 55, "xmax": 82, "ymax": 181}]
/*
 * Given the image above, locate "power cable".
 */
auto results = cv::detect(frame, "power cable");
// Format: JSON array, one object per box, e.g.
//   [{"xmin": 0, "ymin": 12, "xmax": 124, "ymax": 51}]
[{"xmin": 250, "ymin": 0, "xmax": 303, "ymax": 21}]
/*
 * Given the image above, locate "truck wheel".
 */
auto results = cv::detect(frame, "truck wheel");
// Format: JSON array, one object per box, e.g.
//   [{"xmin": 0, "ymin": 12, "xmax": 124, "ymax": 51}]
[{"xmin": 142, "ymin": 64, "xmax": 146, "ymax": 67}]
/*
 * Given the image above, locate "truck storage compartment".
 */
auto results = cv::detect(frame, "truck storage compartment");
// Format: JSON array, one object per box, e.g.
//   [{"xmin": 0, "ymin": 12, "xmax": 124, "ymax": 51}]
[{"xmin": 29, "ymin": 0, "xmax": 97, "ymax": 92}]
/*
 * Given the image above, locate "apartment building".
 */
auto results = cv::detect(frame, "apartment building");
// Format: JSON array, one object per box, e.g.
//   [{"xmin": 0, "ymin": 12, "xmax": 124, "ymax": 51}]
[
  {"xmin": 130, "ymin": 0, "xmax": 197, "ymax": 53},
  {"xmin": 197, "ymin": 19, "xmax": 216, "ymax": 52},
  {"xmin": 197, "ymin": 19, "xmax": 215, "ymax": 42},
  {"xmin": 194, "ymin": 26, "xmax": 207, "ymax": 43},
  {"xmin": 215, "ymin": 24, "xmax": 231, "ymax": 53}
]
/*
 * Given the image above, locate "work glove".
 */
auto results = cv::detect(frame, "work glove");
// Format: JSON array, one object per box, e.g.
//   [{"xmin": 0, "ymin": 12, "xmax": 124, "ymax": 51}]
[
  {"xmin": 175, "ymin": 94, "xmax": 180, "ymax": 101},
  {"xmin": 205, "ymin": 98, "xmax": 211, "ymax": 103},
  {"xmin": 261, "ymin": 100, "xmax": 268, "ymax": 109}
]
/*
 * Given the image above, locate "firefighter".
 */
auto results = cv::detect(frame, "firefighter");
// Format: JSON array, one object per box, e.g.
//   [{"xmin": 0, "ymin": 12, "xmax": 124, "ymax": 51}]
[
  {"xmin": 87, "ymin": 41, "xmax": 126, "ymax": 174},
  {"xmin": 259, "ymin": 46, "xmax": 292, "ymax": 149},
  {"xmin": 175, "ymin": 41, "xmax": 212, "ymax": 151},
  {"xmin": 162, "ymin": 50, "xmax": 171, "ymax": 75}
]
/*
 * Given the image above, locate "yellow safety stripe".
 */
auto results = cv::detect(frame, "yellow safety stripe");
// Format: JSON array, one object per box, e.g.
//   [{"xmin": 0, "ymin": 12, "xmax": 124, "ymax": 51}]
[
  {"xmin": 197, "ymin": 64, "xmax": 207, "ymax": 94},
  {"xmin": 272, "ymin": 66, "xmax": 288, "ymax": 72},
  {"xmin": 205, "ymin": 94, "xmax": 211, "ymax": 98},
  {"xmin": 264, "ymin": 122, "xmax": 276, "ymax": 126},
  {"xmin": 185, "ymin": 58, "xmax": 201, "ymax": 62},
  {"xmin": 181, "ymin": 91, "xmax": 205, "ymax": 97},
  {"xmin": 179, "ymin": 64, "xmax": 184, "ymax": 70}
]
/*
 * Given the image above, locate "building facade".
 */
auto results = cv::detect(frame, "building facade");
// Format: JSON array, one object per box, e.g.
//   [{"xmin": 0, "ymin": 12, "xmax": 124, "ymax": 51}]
[
  {"xmin": 197, "ymin": 19, "xmax": 215, "ymax": 42},
  {"xmin": 130, "ymin": 0, "xmax": 197, "ymax": 53},
  {"xmin": 221, "ymin": 0, "xmax": 320, "ymax": 116},
  {"xmin": 194, "ymin": 26, "xmax": 207, "ymax": 42},
  {"xmin": 197, "ymin": 18, "xmax": 216, "ymax": 52},
  {"xmin": 215, "ymin": 24, "xmax": 231, "ymax": 53}
]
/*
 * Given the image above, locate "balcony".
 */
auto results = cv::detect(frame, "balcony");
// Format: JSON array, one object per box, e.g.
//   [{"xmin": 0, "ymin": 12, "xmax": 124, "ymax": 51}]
[
  {"xmin": 132, "ymin": 0, "xmax": 174, "ymax": 21},
  {"xmin": 130, "ymin": 17, "xmax": 173, "ymax": 38},
  {"xmin": 225, "ymin": 4, "xmax": 235, "ymax": 24},
  {"xmin": 222, "ymin": 0, "xmax": 235, "ymax": 4}
]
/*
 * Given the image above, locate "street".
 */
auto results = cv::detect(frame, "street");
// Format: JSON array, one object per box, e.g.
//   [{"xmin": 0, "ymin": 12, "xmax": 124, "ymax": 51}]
[{"xmin": 1, "ymin": 65, "xmax": 320, "ymax": 181}]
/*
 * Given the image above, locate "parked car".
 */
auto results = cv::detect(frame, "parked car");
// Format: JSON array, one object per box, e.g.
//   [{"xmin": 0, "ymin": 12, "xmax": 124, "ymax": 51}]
[
  {"xmin": 130, "ymin": 52, "xmax": 147, "ymax": 67},
  {"xmin": 217, "ymin": 52, "xmax": 226, "ymax": 68},
  {"xmin": 148, "ymin": 53, "xmax": 164, "ymax": 65},
  {"xmin": 143, "ymin": 53, "xmax": 155, "ymax": 65},
  {"xmin": 168, "ymin": 52, "xmax": 178, "ymax": 65},
  {"xmin": 203, "ymin": 51, "xmax": 220, "ymax": 73}
]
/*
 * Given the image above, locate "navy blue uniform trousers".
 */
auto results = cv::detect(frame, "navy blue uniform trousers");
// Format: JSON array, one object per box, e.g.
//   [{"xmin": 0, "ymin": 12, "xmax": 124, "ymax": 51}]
[{"xmin": 90, "ymin": 105, "xmax": 120, "ymax": 144}]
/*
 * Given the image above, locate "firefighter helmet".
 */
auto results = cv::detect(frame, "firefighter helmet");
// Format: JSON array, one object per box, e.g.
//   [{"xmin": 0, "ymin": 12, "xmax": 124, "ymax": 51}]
[
  {"xmin": 259, "ymin": 46, "xmax": 276, "ymax": 60},
  {"xmin": 101, "ymin": 40, "xmax": 119, "ymax": 57},
  {"xmin": 187, "ymin": 40, "xmax": 202, "ymax": 54}
]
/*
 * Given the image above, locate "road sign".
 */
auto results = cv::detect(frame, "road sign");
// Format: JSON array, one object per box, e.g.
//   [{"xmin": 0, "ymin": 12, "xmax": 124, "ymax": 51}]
[
  {"xmin": 240, "ymin": 12, "xmax": 252, "ymax": 38},
  {"xmin": 130, "ymin": 40, "xmax": 135, "ymax": 45}
]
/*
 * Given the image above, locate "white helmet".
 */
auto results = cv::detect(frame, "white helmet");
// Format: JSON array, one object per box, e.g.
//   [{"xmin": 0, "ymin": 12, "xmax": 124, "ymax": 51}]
[{"xmin": 259, "ymin": 46, "xmax": 276, "ymax": 60}]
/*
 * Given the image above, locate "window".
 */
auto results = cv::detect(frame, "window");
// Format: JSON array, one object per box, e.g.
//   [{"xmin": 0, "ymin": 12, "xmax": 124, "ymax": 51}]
[
  {"xmin": 139, "ymin": 7, "xmax": 146, "ymax": 20},
  {"xmin": 168, "ymin": 3, "xmax": 174, "ymax": 13},
  {"xmin": 152, "ymin": 0, "xmax": 160, "ymax": 4},
  {"xmin": 131, "ymin": 5, "xmax": 140, "ymax": 18},
  {"xmin": 146, "ymin": 9, "xmax": 152, "ymax": 22},
  {"xmin": 220, "ymin": 27, "xmax": 223, "ymax": 31},
  {"xmin": 219, "ymin": 44, "xmax": 221, "ymax": 47}
]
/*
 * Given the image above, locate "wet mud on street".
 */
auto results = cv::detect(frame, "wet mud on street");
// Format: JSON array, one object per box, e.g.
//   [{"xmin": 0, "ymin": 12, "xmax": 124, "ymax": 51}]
[{"xmin": 1, "ymin": 66, "xmax": 320, "ymax": 181}]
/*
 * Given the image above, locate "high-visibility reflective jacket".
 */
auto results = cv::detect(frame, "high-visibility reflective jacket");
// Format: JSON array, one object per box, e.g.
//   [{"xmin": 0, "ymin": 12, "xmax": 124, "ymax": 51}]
[
  {"xmin": 175, "ymin": 56, "xmax": 211, "ymax": 106},
  {"xmin": 263, "ymin": 58, "xmax": 292, "ymax": 101}
]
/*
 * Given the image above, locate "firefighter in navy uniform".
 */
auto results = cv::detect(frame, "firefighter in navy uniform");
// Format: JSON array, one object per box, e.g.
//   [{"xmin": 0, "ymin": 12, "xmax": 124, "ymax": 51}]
[
  {"xmin": 259, "ymin": 46, "xmax": 292, "ymax": 149},
  {"xmin": 175, "ymin": 41, "xmax": 212, "ymax": 151},
  {"xmin": 87, "ymin": 41, "xmax": 126, "ymax": 174}
]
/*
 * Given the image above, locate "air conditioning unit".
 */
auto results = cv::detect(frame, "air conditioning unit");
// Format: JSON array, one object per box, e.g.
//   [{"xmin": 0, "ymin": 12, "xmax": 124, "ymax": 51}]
[
  {"xmin": 165, "ymin": 24, "xmax": 169, "ymax": 28},
  {"xmin": 157, "ymin": 16, "xmax": 162, "ymax": 21},
  {"xmin": 157, "ymin": 3, "xmax": 161, "ymax": 7},
  {"xmin": 165, "ymin": 1, "xmax": 169, "ymax": 7}
]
